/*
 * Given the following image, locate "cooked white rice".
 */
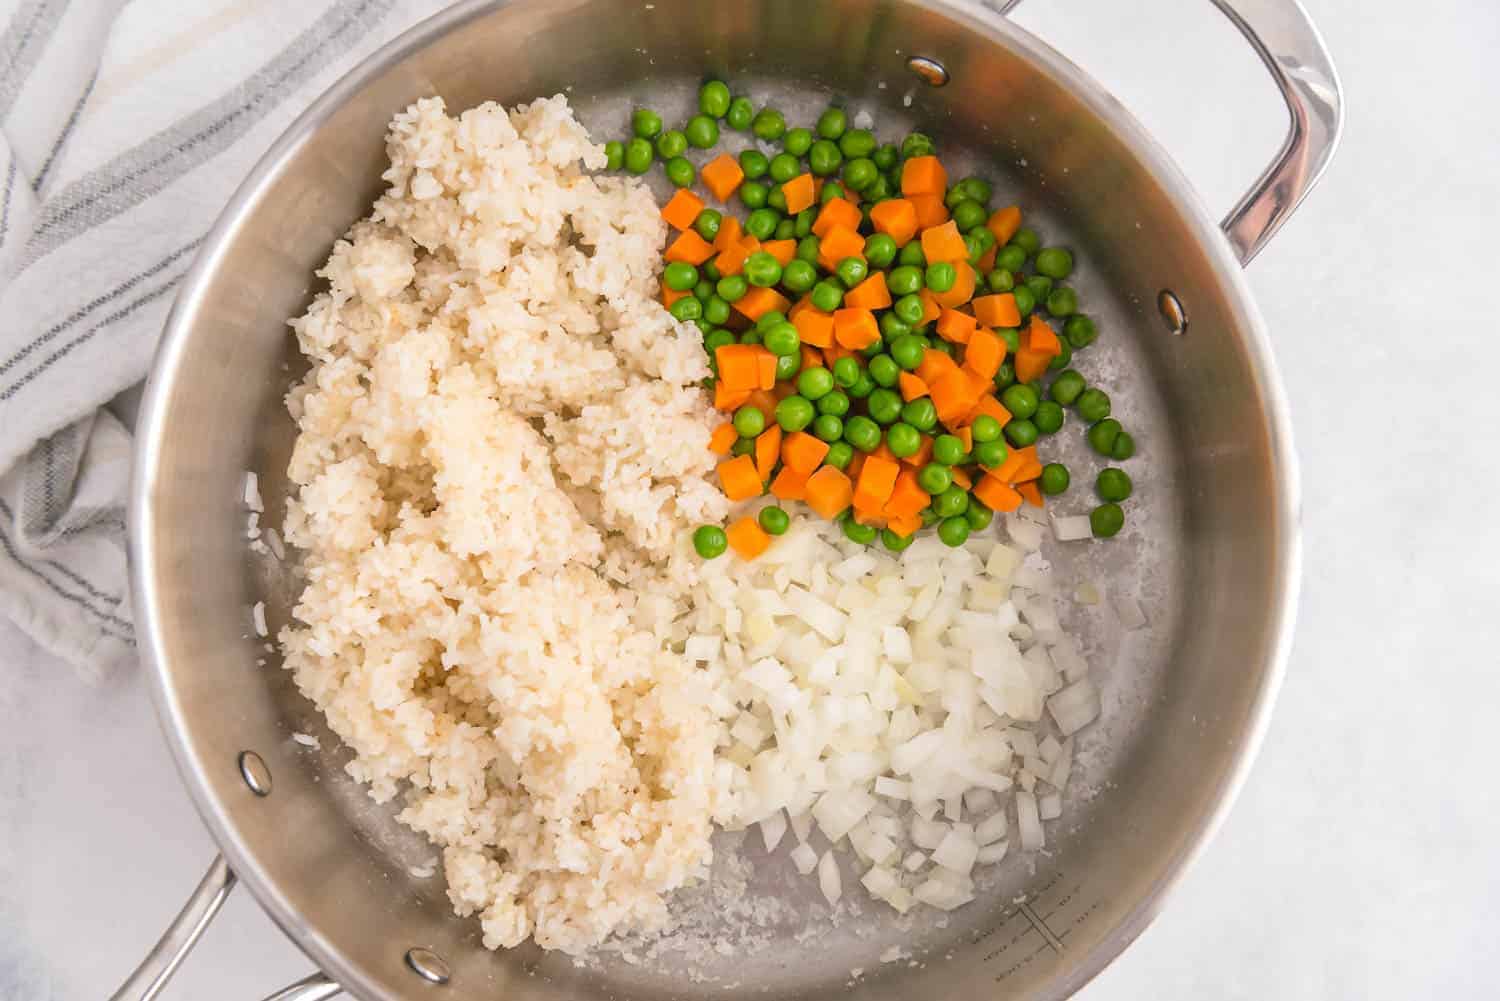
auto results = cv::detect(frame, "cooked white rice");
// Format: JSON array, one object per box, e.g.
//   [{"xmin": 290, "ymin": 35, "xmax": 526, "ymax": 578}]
[{"xmin": 278, "ymin": 95, "xmax": 728, "ymax": 954}]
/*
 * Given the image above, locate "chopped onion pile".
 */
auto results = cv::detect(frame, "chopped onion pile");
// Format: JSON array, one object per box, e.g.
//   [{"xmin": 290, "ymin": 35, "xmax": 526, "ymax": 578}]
[{"xmin": 686, "ymin": 508, "xmax": 1099, "ymax": 914}]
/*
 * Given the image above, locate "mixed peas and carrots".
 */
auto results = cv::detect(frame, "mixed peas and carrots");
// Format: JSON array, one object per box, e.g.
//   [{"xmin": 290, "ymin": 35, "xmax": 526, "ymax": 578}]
[{"xmin": 618, "ymin": 80, "xmax": 1141, "ymax": 559}]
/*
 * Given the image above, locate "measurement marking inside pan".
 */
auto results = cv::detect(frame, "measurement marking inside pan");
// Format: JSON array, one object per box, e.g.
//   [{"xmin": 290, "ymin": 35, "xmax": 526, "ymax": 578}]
[{"xmin": 1019, "ymin": 901, "xmax": 1065, "ymax": 953}]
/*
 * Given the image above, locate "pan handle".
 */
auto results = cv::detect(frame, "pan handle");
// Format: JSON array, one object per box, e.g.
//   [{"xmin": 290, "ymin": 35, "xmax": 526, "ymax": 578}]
[
  {"xmin": 108, "ymin": 854, "xmax": 343, "ymax": 1001},
  {"xmin": 995, "ymin": 0, "xmax": 1344, "ymax": 266}
]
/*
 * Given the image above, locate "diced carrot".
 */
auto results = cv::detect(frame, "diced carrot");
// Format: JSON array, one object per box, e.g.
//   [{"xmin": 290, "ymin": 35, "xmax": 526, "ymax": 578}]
[
  {"xmin": 701, "ymin": 154, "xmax": 746, "ymax": 202},
  {"xmin": 788, "ymin": 294, "xmax": 811, "ymax": 320},
  {"xmin": 733, "ymin": 286, "xmax": 790, "ymax": 321},
  {"xmin": 850, "ymin": 502, "xmax": 885, "ymax": 527},
  {"xmin": 930, "ymin": 369, "xmax": 980, "ymax": 426},
  {"xmin": 755, "ymin": 426, "xmax": 782, "ymax": 481},
  {"xmin": 870, "ymin": 441, "xmax": 897, "ymax": 465},
  {"xmin": 793, "ymin": 306, "xmax": 835, "ymax": 348},
  {"xmin": 915, "ymin": 347, "xmax": 961, "ymax": 385},
  {"xmin": 1013, "ymin": 348, "xmax": 1051, "ymax": 384},
  {"xmin": 763, "ymin": 239, "xmax": 797, "ymax": 267},
  {"xmin": 916, "ymin": 288, "xmax": 943, "ymax": 326},
  {"xmin": 781, "ymin": 431, "xmax": 830, "ymax": 474},
  {"xmin": 1026, "ymin": 313, "xmax": 1063, "ymax": 356},
  {"xmin": 898, "ymin": 371, "xmax": 930, "ymax": 402},
  {"xmin": 726, "ymin": 516, "xmax": 772, "ymax": 559},
  {"xmin": 887, "ymin": 511, "xmax": 922, "ymax": 538},
  {"xmin": 853, "ymin": 455, "xmax": 900, "ymax": 510},
  {"xmin": 964, "ymin": 327, "xmax": 1005, "ymax": 379},
  {"xmin": 718, "ymin": 455, "xmax": 762, "ymax": 501},
  {"xmin": 714, "ymin": 238, "xmax": 753, "ymax": 275},
  {"xmin": 973, "ymin": 293, "xmax": 1021, "ymax": 329},
  {"xmin": 816, "ymin": 225, "xmax": 865, "ymax": 271},
  {"xmin": 1017, "ymin": 481, "xmax": 1045, "ymax": 508},
  {"xmin": 968, "ymin": 393, "xmax": 1013, "ymax": 428},
  {"xmin": 843, "ymin": 272, "xmax": 892, "ymax": 310},
  {"xmin": 822, "ymin": 340, "xmax": 853, "ymax": 366},
  {"xmin": 661, "ymin": 189, "xmax": 705, "ymax": 231},
  {"xmin": 812, "ymin": 197, "xmax": 862, "ymax": 238},
  {"xmin": 950, "ymin": 465, "xmax": 973, "ymax": 491},
  {"xmin": 800, "ymin": 344, "xmax": 822, "ymax": 372},
  {"xmin": 709, "ymin": 422, "xmax": 737, "ymax": 456},
  {"xmin": 782, "ymin": 173, "xmax": 817, "ymax": 215},
  {"xmin": 986, "ymin": 205, "xmax": 1022, "ymax": 246},
  {"xmin": 936, "ymin": 308, "xmax": 977, "ymax": 344},
  {"xmin": 956, "ymin": 426, "xmax": 973, "ymax": 453},
  {"xmin": 884, "ymin": 469, "xmax": 931, "ymax": 519},
  {"xmin": 661, "ymin": 285, "xmax": 691, "ymax": 308},
  {"xmin": 833, "ymin": 307, "xmax": 880, "ymax": 350},
  {"xmin": 770, "ymin": 465, "xmax": 810, "ymax": 501},
  {"xmin": 1012, "ymin": 456, "xmax": 1044, "ymax": 484},
  {"xmin": 869, "ymin": 198, "xmax": 918, "ymax": 246},
  {"xmin": 805, "ymin": 465, "xmax": 854, "ymax": 519},
  {"xmin": 716, "ymin": 344, "xmax": 765, "ymax": 391},
  {"xmin": 746, "ymin": 389, "xmax": 780, "ymax": 419},
  {"xmin": 974, "ymin": 474, "xmax": 1023, "ymax": 512},
  {"xmin": 845, "ymin": 450, "xmax": 865, "ymax": 482},
  {"xmin": 920, "ymin": 221, "xmax": 967, "ymax": 264},
  {"xmin": 665, "ymin": 230, "xmax": 715, "ymax": 265},
  {"xmin": 902, "ymin": 434, "xmax": 933, "ymax": 469},
  {"xmin": 713, "ymin": 382, "xmax": 751, "ymax": 411},
  {"xmin": 713, "ymin": 215, "xmax": 743, "ymax": 252},
  {"xmin": 977, "ymin": 242, "xmax": 998, "ymax": 273},
  {"xmin": 909, "ymin": 193, "xmax": 950, "ymax": 229},
  {"xmin": 992, "ymin": 445, "xmax": 1039, "ymax": 484},
  {"xmin": 931, "ymin": 261, "xmax": 976, "ymax": 309},
  {"xmin": 900, "ymin": 155, "xmax": 948, "ymax": 197},
  {"xmin": 757, "ymin": 349, "xmax": 777, "ymax": 390}
]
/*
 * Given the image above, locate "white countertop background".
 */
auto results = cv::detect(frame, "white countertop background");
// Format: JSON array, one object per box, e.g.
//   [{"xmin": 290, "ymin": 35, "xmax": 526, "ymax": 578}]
[{"xmin": 4, "ymin": 0, "xmax": 1497, "ymax": 997}]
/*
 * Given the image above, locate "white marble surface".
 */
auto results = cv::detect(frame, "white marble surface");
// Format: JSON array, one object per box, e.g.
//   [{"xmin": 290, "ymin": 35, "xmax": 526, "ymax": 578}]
[{"xmin": 5, "ymin": 0, "xmax": 1498, "ymax": 998}]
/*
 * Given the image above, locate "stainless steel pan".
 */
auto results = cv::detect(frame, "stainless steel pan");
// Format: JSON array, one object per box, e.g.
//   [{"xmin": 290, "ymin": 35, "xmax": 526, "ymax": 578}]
[{"xmin": 119, "ymin": 1, "xmax": 1341, "ymax": 997}]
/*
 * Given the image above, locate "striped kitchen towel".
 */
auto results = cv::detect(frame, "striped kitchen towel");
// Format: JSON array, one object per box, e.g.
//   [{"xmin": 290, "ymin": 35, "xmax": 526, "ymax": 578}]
[{"xmin": 0, "ymin": 0, "xmax": 450, "ymax": 677}]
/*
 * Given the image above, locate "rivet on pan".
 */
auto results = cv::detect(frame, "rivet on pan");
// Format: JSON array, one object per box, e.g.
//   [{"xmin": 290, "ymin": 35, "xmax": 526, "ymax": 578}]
[
  {"xmin": 907, "ymin": 56, "xmax": 949, "ymax": 87},
  {"xmin": 405, "ymin": 947, "xmax": 451, "ymax": 985},
  {"xmin": 238, "ymin": 750, "xmax": 272, "ymax": 796},
  {"xmin": 1158, "ymin": 289, "xmax": 1188, "ymax": 336}
]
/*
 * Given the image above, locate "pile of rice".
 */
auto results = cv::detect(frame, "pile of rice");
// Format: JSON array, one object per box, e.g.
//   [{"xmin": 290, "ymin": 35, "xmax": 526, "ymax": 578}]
[{"xmin": 278, "ymin": 95, "xmax": 728, "ymax": 954}]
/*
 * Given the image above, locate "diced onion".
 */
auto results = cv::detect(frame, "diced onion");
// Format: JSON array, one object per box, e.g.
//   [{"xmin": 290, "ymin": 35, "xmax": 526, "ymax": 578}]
[{"xmin": 818, "ymin": 850, "xmax": 842, "ymax": 905}]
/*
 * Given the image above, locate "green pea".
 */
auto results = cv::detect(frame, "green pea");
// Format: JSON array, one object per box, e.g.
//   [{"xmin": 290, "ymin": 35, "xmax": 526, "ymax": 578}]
[
  {"xmin": 813, "ymin": 414, "xmax": 844, "ymax": 442},
  {"xmin": 768, "ymin": 188, "xmax": 789, "ymax": 213},
  {"xmin": 810, "ymin": 280, "xmax": 843, "ymax": 312},
  {"xmin": 704, "ymin": 328, "xmax": 736, "ymax": 352},
  {"xmin": 965, "ymin": 501, "xmax": 993, "ymax": 531},
  {"xmin": 795, "ymin": 207, "xmax": 817, "ymax": 238},
  {"xmin": 924, "ymin": 262, "xmax": 956, "ymax": 293},
  {"xmin": 863, "ymin": 234, "xmax": 898, "ymax": 270},
  {"xmin": 865, "ymin": 174, "xmax": 892, "ymax": 202},
  {"xmin": 1087, "ymin": 418, "xmax": 1121, "ymax": 455},
  {"xmin": 1011, "ymin": 284, "xmax": 1036, "ymax": 317},
  {"xmin": 934, "ymin": 486, "xmax": 970, "ymax": 518},
  {"xmin": 692, "ymin": 524, "xmax": 728, "ymax": 558},
  {"xmin": 745, "ymin": 209, "xmax": 779, "ymax": 240},
  {"xmin": 888, "ymin": 265, "xmax": 923, "ymax": 297},
  {"xmin": 656, "ymin": 130, "xmax": 688, "ymax": 160},
  {"xmin": 966, "ymin": 414, "xmax": 999, "ymax": 443},
  {"xmin": 879, "ymin": 312, "xmax": 911, "ymax": 341},
  {"xmin": 996, "ymin": 244, "xmax": 1028, "ymax": 273},
  {"xmin": 868, "ymin": 354, "xmax": 900, "ymax": 388},
  {"xmin": 773, "ymin": 218, "xmax": 795, "ymax": 240},
  {"xmin": 775, "ymin": 394, "xmax": 815, "ymax": 432},
  {"xmin": 867, "ymin": 387, "xmax": 903, "ymax": 424},
  {"xmin": 844, "ymin": 415, "xmax": 882, "ymax": 452},
  {"xmin": 738, "ymin": 180, "xmax": 768, "ymax": 210},
  {"xmin": 623, "ymin": 137, "xmax": 654, "ymax": 174},
  {"xmin": 1035, "ymin": 246, "xmax": 1073, "ymax": 279},
  {"xmin": 832, "ymin": 357, "xmax": 861, "ymax": 388},
  {"xmin": 881, "ymin": 527, "xmax": 915, "ymax": 552},
  {"xmin": 768, "ymin": 153, "xmax": 800, "ymax": 184},
  {"xmin": 703, "ymin": 259, "xmax": 722, "ymax": 281},
  {"xmin": 809, "ymin": 140, "xmax": 842, "ymax": 176},
  {"xmin": 820, "ymin": 181, "xmax": 847, "ymax": 205},
  {"xmin": 951, "ymin": 199, "xmax": 988, "ymax": 233},
  {"xmin": 797, "ymin": 234, "xmax": 821, "ymax": 264},
  {"xmin": 944, "ymin": 186, "xmax": 969, "ymax": 209},
  {"xmin": 1046, "ymin": 286, "xmax": 1078, "ymax": 317},
  {"xmin": 740, "ymin": 149, "xmax": 770, "ymax": 179},
  {"xmin": 1110, "ymin": 431, "xmax": 1136, "ymax": 460},
  {"xmin": 898, "ymin": 241, "xmax": 926, "ymax": 268},
  {"xmin": 604, "ymin": 140, "xmax": 624, "ymax": 170},
  {"xmin": 917, "ymin": 463, "xmax": 952, "ymax": 495},
  {"xmin": 1039, "ymin": 463, "xmax": 1070, "ymax": 495},
  {"xmin": 726, "ymin": 96, "xmax": 755, "ymax": 131},
  {"xmin": 757, "ymin": 505, "xmax": 790, "ymax": 536},
  {"xmin": 847, "ymin": 371, "xmax": 876, "ymax": 399},
  {"xmin": 830, "ymin": 257, "xmax": 863, "ymax": 290},
  {"xmin": 843, "ymin": 515, "xmax": 878, "ymax": 545},
  {"xmin": 699, "ymin": 79, "xmax": 732, "ymax": 118},
  {"xmin": 892, "ymin": 294, "xmax": 924, "ymax": 326},
  {"xmin": 1033, "ymin": 400, "xmax": 1064, "ymax": 434},
  {"xmin": 836, "ymin": 128, "xmax": 873, "ymax": 159},
  {"xmin": 993, "ymin": 360, "xmax": 1015, "ymax": 388},
  {"xmin": 1064, "ymin": 314, "xmax": 1097, "ymax": 348},
  {"xmin": 1012, "ymin": 227, "xmax": 1041, "ymax": 255},
  {"xmin": 873, "ymin": 143, "xmax": 899, "ymax": 171},
  {"xmin": 669, "ymin": 296, "xmax": 702, "ymax": 322},
  {"xmin": 1090, "ymin": 503, "xmax": 1125, "ymax": 538},
  {"xmin": 1076, "ymin": 388, "xmax": 1111, "ymax": 423},
  {"xmin": 631, "ymin": 108, "xmax": 662, "ymax": 139},
  {"xmin": 744, "ymin": 251, "xmax": 782, "ymax": 288},
  {"xmin": 973, "ymin": 439, "xmax": 1007, "ymax": 468},
  {"xmin": 1000, "ymin": 383, "xmax": 1039, "ymax": 419},
  {"xmin": 776, "ymin": 350, "xmax": 800, "ymax": 382},
  {"xmin": 920, "ymin": 508, "xmax": 941, "ymax": 528},
  {"xmin": 1004, "ymin": 419, "xmax": 1038, "ymax": 447},
  {"xmin": 716, "ymin": 275, "xmax": 748, "ymax": 303},
  {"xmin": 890, "ymin": 334, "xmax": 925, "ymax": 371},
  {"xmin": 814, "ymin": 106, "xmax": 846, "ymax": 140},
  {"xmin": 783, "ymin": 127, "xmax": 814, "ymax": 157},
  {"xmin": 1096, "ymin": 467, "xmax": 1133, "ymax": 502},
  {"xmin": 763, "ymin": 321, "xmax": 801, "ymax": 357},
  {"xmin": 957, "ymin": 177, "xmax": 993, "ymax": 204},
  {"xmin": 1049, "ymin": 369, "xmax": 1085, "ymax": 406},
  {"xmin": 779, "ymin": 258, "xmax": 815, "ymax": 294},
  {"xmin": 1025, "ymin": 275, "xmax": 1054, "ymax": 306},
  {"xmin": 733, "ymin": 405, "xmax": 766, "ymax": 438},
  {"xmin": 665, "ymin": 156, "xmax": 695, "ymax": 188},
  {"xmin": 704, "ymin": 296, "xmax": 731, "ymax": 325},
  {"xmin": 752, "ymin": 108, "xmax": 786, "ymax": 141},
  {"xmin": 932, "ymin": 435, "xmax": 965, "ymax": 466},
  {"xmin": 901, "ymin": 132, "xmax": 935, "ymax": 159},
  {"xmin": 969, "ymin": 227, "xmax": 997, "ymax": 259},
  {"xmin": 693, "ymin": 279, "xmax": 714, "ymax": 301},
  {"xmin": 843, "ymin": 157, "xmax": 878, "ymax": 192},
  {"xmin": 861, "ymin": 337, "xmax": 887, "ymax": 359},
  {"xmin": 797, "ymin": 366, "xmax": 834, "ymax": 400},
  {"xmin": 817, "ymin": 388, "xmax": 851, "ymax": 416},
  {"xmin": 738, "ymin": 327, "xmax": 762, "ymax": 345},
  {"xmin": 883, "ymin": 422, "xmax": 919, "ymax": 458},
  {"xmin": 987, "ymin": 267, "xmax": 1015, "ymax": 293},
  {"xmin": 825, "ymin": 441, "xmax": 854, "ymax": 470},
  {"xmin": 900, "ymin": 397, "xmax": 937, "ymax": 432},
  {"xmin": 730, "ymin": 436, "xmax": 755, "ymax": 455},
  {"xmin": 663, "ymin": 261, "xmax": 698, "ymax": 291},
  {"xmin": 693, "ymin": 209, "xmax": 722, "ymax": 243}
]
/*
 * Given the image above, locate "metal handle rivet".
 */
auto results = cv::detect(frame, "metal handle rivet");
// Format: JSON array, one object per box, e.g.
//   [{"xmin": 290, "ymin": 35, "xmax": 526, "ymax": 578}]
[
  {"xmin": 238, "ymin": 751, "xmax": 272, "ymax": 796},
  {"xmin": 406, "ymin": 947, "xmax": 451, "ymax": 985},
  {"xmin": 907, "ymin": 56, "xmax": 949, "ymax": 87},
  {"xmin": 1158, "ymin": 289, "xmax": 1188, "ymax": 336}
]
